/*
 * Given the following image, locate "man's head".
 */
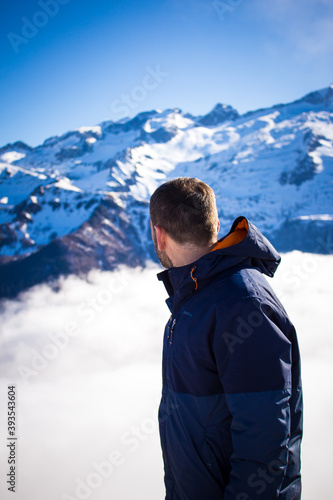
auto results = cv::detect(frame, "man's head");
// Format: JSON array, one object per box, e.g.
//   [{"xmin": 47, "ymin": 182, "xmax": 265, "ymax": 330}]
[{"xmin": 149, "ymin": 177, "xmax": 220, "ymax": 268}]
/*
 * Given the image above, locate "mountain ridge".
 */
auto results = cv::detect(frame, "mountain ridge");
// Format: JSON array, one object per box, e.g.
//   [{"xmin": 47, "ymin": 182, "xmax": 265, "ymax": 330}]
[{"xmin": 0, "ymin": 85, "xmax": 332, "ymax": 298}]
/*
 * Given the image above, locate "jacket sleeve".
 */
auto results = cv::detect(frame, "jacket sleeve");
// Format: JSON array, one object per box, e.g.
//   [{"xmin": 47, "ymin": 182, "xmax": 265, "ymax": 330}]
[{"xmin": 213, "ymin": 297, "xmax": 293, "ymax": 500}]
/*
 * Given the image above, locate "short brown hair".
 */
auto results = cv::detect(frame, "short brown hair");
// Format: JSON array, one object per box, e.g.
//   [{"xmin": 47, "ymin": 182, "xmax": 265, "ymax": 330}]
[{"xmin": 149, "ymin": 177, "xmax": 219, "ymax": 246}]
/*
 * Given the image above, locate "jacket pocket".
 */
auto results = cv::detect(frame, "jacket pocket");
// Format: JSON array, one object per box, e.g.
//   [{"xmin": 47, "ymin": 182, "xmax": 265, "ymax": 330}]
[{"xmin": 203, "ymin": 424, "xmax": 231, "ymax": 488}]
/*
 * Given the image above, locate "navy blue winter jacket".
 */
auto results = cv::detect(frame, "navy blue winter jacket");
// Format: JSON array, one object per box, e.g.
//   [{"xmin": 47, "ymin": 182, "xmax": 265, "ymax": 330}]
[{"xmin": 157, "ymin": 217, "xmax": 302, "ymax": 500}]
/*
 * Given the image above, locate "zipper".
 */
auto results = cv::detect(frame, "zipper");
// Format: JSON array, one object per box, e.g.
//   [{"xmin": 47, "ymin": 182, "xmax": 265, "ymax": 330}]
[
  {"xmin": 161, "ymin": 316, "xmax": 177, "ymax": 469},
  {"xmin": 160, "ymin": 316, "xmax": 176, "ymax": 469},
  {"xmin": 168, "ymin": 318, "xmax": 176, "ymax": 346}
]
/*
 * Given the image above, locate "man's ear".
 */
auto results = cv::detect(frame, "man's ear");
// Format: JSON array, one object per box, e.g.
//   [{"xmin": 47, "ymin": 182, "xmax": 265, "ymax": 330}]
[
  {"xmin": 154, "ymin": 225, "xmax": 166, "ymax": 251},
  {"xmin": 217, "ymin": 220, "xmax": 220, "ymax": 234}
]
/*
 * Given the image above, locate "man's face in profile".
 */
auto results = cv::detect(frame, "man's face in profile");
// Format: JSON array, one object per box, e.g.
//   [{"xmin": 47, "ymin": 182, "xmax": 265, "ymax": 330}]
[{"xmin": 150, "ymin": 222, "xmax": 174, "ymax": 269}]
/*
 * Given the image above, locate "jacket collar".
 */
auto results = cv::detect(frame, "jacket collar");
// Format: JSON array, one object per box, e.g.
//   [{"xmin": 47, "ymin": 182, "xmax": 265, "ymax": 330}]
[{"xmin": 157, "ymin": 217, "xmax": 281, "ymax": 312}]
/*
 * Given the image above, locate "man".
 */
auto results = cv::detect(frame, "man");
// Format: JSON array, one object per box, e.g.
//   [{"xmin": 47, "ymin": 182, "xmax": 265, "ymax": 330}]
[{"xmin": 149, "ymin": 177, "xmax": 302, "ymax": 500}]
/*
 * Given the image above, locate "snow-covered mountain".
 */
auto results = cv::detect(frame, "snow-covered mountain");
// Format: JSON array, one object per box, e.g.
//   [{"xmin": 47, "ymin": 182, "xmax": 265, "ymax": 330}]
[{"xmin": 0, "ymin": 85, "xmax": 333, "ymax": 297}]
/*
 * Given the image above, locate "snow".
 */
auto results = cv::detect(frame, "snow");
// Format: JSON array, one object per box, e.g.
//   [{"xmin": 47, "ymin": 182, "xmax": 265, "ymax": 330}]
[
  {"xmin": 25, "ymin": 189, "xmax": 99, "ymax": 248},
  {"xmin": 77, "ymin": 126, "xmax": 102, "ymax": 136},
  {"xmin": 0, "ymin": 151, "xmax": 26, "ymax": 163},
  {"xmin": 0, "ymin": 85, "xmax": 332, "ymax": 257},
  {"xmin": 78, "ymin": 130, "xmax": 137, "ymax": 165},
  {"xmin": 54, "ymin": 178, "xmax": 83, "ymax": 193},
  {"xmin": 86, "ymin": 137, "xmax": 97, "ymax": 144},
  {"xmin": 143, "ymin": 109, "xmax": 194, "ymax": 132},
  {"xmin": 296, "ymin": 214, "xmax": 333, "ymax": 221},
  {"xmin": 0, "ymin": 163, "xmax": 49, "ymax": 208}
]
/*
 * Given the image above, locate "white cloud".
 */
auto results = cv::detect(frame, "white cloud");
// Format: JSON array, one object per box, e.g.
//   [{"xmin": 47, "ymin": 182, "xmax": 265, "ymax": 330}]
[
  {"xmin": 269, "ymin": 251, "xmax": 333, "ymax": 500},
  {"xmin": 0, "ymin": 253, "xmax": 332, "ymax": 499},
  {"xmin": 251, "ymin": 0, "xmax": 333, "ymax": 59},
  {"xmin": 0, "ymin": 264, "xmax": 168, "ymax": 500}
]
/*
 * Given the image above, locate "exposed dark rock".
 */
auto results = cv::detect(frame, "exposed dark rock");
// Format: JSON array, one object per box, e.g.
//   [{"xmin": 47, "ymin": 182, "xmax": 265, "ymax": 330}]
[
  {"xmin": 55, "ymin": 140, "xmax": 93, "ymax": 161},
  {"xmin": 0, "ymin": 238, "xmax": 71, "ymax": 299},
  {"xmin": 279, "ymin": 154, "xmax": 317, "ymax": 186},
  {"xmin": 0, "ymin": 199, "xmax": 148, "ymax": 299},
  {"xmin": 104, "ymin": 110, "xmax": 159, "ymax": 134},
  {"xmin": 198, "ymin": 104, "xmax": 239, "ymax": 126},
  {"xmin": 0, "ymin": 141, "xmax": 33, "ymax": 154},
  {"xmin": 0, "ymin": 224, "xmax": 17, "ymax": 249},
  {"xmin": 151, "ymin": 126, "xmax": 178, "ymax": 143},
  {"xmin": 271, "ymin": 219, "xmax": 333, "ymax": 254}
]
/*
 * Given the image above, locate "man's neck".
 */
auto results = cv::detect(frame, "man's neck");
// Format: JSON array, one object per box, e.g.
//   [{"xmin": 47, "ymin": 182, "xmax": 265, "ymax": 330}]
[{"xmin": 168, "ymin": 240, "xmax": 217, "ymax": 267}]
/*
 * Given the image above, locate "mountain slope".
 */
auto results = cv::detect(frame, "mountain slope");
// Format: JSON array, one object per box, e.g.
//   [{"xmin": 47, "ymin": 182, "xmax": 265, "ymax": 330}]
[{"xmin": 0, "ymin": 86, "xmax": 332, "ymax": 297}]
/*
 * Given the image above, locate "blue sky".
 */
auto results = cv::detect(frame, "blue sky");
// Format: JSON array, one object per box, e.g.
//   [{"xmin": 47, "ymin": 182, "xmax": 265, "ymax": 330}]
[{"xmin": 0, "ymin": 0, "xmax": 332, "ymax": 147}]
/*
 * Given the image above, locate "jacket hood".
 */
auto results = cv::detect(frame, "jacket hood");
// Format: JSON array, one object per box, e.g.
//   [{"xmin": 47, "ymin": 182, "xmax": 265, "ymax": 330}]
[{"xmin": 157, "ymin": 216, "xmax": 281, "ymax": 307}]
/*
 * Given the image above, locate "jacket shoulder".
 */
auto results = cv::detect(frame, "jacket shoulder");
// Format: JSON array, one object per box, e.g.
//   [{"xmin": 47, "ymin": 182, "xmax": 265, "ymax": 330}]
[
  {"xmin": 212, "ymin": 266, "xmax": 293, "ymax": 328},
  {"xmin": 212, "ymin": 266, "xmax": 270, "ymax": 302}
]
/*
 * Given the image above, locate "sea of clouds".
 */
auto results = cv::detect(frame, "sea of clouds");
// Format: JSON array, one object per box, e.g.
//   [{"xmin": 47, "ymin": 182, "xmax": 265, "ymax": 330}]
[{"xmin": 0, "ymin": 251, "xmax": 332, "ymax": 500}]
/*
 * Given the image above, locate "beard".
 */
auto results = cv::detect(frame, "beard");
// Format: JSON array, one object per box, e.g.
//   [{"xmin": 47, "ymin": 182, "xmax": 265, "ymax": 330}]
[{"xmin": 152, "ymin": 227, "xmax": 174, "ymax": 269}]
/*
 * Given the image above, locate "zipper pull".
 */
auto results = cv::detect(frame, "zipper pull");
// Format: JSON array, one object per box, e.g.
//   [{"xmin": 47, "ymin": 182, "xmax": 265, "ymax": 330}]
[{"xmin": 169, "ymin": 318, "xmax": 176, "ymax": 346}]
